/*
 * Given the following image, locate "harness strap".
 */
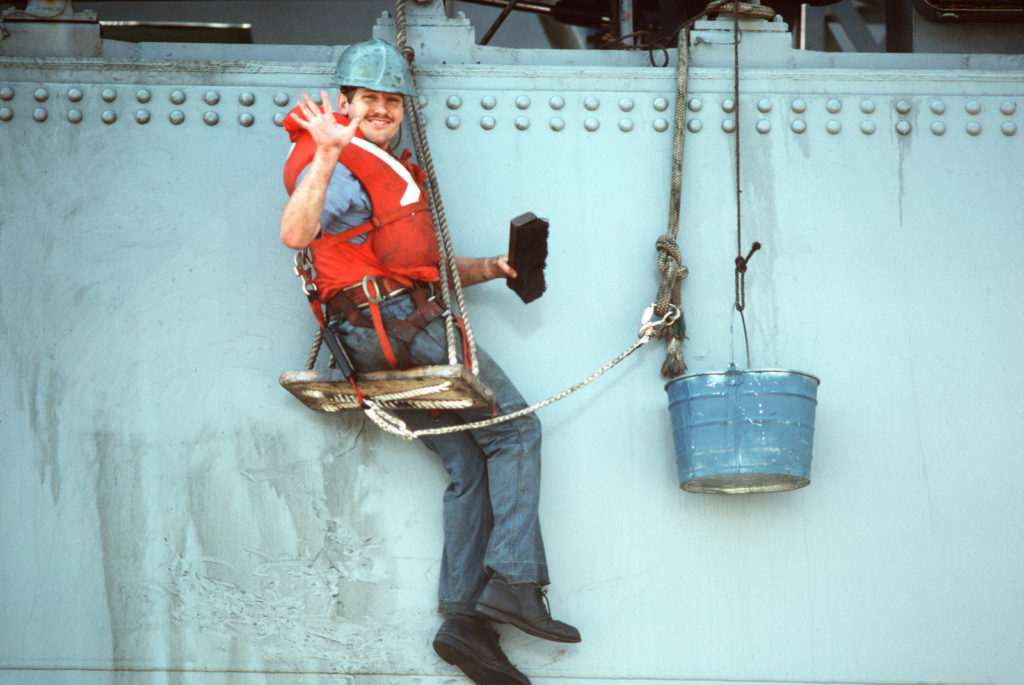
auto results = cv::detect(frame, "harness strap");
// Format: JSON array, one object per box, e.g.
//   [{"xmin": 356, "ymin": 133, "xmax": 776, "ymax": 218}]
[
  {"xmin": 332, "ymin": 199, "xmax": 431, "ymax": 244},
  {"xmin": 325, "ymin": 282, "xmax": 445, "ymax": 370}
]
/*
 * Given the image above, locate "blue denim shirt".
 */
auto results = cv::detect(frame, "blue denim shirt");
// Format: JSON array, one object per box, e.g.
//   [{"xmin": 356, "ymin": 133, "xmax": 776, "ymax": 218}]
[{"xmin": 298, "ymin": 162, "xmax": 372, "ymax": 243}]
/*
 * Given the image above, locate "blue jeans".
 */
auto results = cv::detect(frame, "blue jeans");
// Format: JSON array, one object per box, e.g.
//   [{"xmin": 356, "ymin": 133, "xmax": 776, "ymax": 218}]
[{"xmin": 330, "ymin": 294, "xmax": 550, "ymax": 615}]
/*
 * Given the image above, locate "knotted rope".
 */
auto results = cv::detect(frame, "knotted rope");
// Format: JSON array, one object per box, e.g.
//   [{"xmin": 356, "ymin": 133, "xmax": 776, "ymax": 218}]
[{"xmin": 654, "ymin": 0, "xmax": 775, "ymax": 378}]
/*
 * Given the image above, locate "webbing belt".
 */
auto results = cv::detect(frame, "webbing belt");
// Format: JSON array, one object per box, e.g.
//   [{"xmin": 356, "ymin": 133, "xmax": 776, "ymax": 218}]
[{"xmin": 325, "ymin": 281, "xmax": 445, "ymax": 369}]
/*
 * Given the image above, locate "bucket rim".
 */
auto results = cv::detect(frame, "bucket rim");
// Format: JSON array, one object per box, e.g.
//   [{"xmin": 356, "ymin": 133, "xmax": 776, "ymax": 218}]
[{"xmin": 664, "ymin": 368, "xmax": 821, "ymax": 391}]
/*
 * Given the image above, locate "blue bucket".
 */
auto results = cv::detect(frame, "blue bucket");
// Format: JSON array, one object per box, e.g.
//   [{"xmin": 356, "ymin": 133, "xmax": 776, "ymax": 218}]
[{"xmin": 665, "ymin": 366, "xmax": 820, "ymax": 494}]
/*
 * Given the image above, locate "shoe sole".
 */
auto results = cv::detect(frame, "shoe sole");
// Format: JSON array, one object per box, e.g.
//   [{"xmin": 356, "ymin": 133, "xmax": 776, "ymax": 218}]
[
  {"xmin": 474, "ymin": 603, "xmax": 582, "ymax": 643},
  {"xmin": 432, "ymin": 634, "xmax": 529, "ymax": 685}
]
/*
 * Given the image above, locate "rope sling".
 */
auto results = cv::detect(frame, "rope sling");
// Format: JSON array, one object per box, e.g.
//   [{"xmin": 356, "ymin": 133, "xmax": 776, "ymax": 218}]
[{"xmin": 282, "ymin": 0, "xmax": 774, "ymax": 439}]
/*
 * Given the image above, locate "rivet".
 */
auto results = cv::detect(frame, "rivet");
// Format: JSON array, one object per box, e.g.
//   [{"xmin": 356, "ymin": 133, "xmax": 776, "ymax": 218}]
[
  {"xmin": 584, "ymin": 117, "xmax": 599, "ymax": 131},
  {"xmin": 481, "ymin": 116, "xmax": 496, "ymax": 130},
  {"xmin": 549, "ymin": 96, "xmax": 565, "ymax": 110},
  {"xmin": 861, "ymin": 120, "xmax": 876, "ymax": 135},
  {"xmin": 896, "ymin": 120, "xmax": 911, "ymax": 135},
  {"xmin": 756, "ymin": 119, "xmax": 771, "ymax": 134},
  {"xmin": 239, "ymin": 112, "xmax": 254, "ymax": 127},
  {"xmin": 966, "ymin": 100, "xmax": 981, "ymax": 115},
  {"xmin": 273, "ymin": 112, "xmax": 286, "ymax": 126},
  {"xmin": 860, "ymin": 99, "xmax": 876, "ymax": 114},
  {"xmin": 446, "ymin": 94, "xmax": 462, "ymax": 110},
  {"xmin": 895, "ymin": 100, "xmax": 911, "ymax": 115},
  {"xmin": 826, "ymin": 98, "xmax": 842, "ymax": 114},
  {"xmin": 619, "ymin": 118, "xmax": 634, "ymax": 132},
  {"xmin": 0, "ymin": 106, "xmax": 12, "ymax": 121},
  {"xmin": 757, "ymin": 98, "xmax": 772, "ymax": 113},
  {"xmin": 239, "ymin": 92, "xmax": 255, "ymax": 107},
  {"xmin": 653, "ymin": 118, "xmax": 669, "ymax": 132},
  {"xmin": 550, "ymin": 117, "xmax": 565, "ymax": 132},
  {"xmin": 966, "ymin": 121, "xmax": 982, "ymax": 136},
  {"xmin": 135, "ymin": 110, "xmax": 150, "ymax": 124},
  {"xmin": 687, "ymin": 97, "xmax": 702, "ymax": 112},
  {"xmin": 68, "ymin": 109, "xmax": 83, "ymax": 124},
  {"xmin": 722, "ymin": 118, "xmax": 736, "ymax": 133},
  {"xmin": 101, "ymin": 88, "xmax": 116, "ymax": 103},
  {"xmin": 791, "ymin": 119, "xmax": 806, "ymax": 134},
  {"xmin": 791, "ymin": 99, "xmax": 806, "ymax": 113},
  {"xmin": 687, "ymin": 118, "xmax": 702, "ymax": 133},
  {"xmin": 653, "ymin": 97, "xmax": 669, "ymax": 112},
  {"xmin": 418, "ymin": 95, "xmax": 428, "ymax": 108},
  {"xmin": 481, "ymin": 96, "xmax": 496, "ymax": 110},
  {"xmin": 33, "ymin": 107, "xmax": 47, "ymax": 122},
  {"xmin": 930, "ymin": 100, "xmax": 946, "ymax": 115},
  {"xmin": 1000, "ymin": 101, "xmax": 1016, "ymax": 116},
  {"xmin": 273, "ymin": 92, "xmax": 289, "ymax": 107},
  {"xmin": 515, "ymin": 95, "xmax": 531, "ymax": 110},
  {"xmin": 312, "ymin": 92, "xmax": 323, "ymax": 105},
  {"xmin": 1002, "ymin": 122, "xmax": 1018, "ymax": 136},
  {"xmin": 445, "ymin": 115, "xmax": 460, "ymax": 130},
  {"xmin": 204, "ymin": 90, "xmax": 220, "ymax": 106},
  {"xmin": 203, "ymin": 111, "xmax": 219, "ymax": 126},
  {"xmin": 584, "ymin": 97, "xmax": 600, "ymax": 111},
  {"xmin": 170, "ymin": 90, "xmax": 186, "ymax": 105},
  {"xmin": 0, "ymin": 86, "xmax": 13, "ymax": 101},
  {"xmin": 34, "ymin": 88, "xmax": 49, "ymax": 102},
  {"xmin": 100, "ymin": 109, "xmax": 116, "ymax": 124},
  {"xmin": 620, "ymin": 97, "xmax": 635, "ymax": 112},
  {"xmin": 514, "ymin": 116, "xmax": 530, "ymax": 130},
  {"xmin": 722, "ymin": 98, "xmax": 736, "ymax": 113},
  {"xmin": 826, "ymin": 120, "xmax": 841, "ymax": 134},
  {"xmin": 67, "ymin": 87, "xmax": 83, "ymax": 102},
  {"xmin": 169, "ymin": 110, "xmax": 185, "ymax": 125}
]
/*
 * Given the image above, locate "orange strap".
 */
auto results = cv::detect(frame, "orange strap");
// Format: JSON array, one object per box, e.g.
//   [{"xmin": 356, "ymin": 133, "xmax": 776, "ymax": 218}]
[
  {"xmin": 363, "ymin": 278, "xmax": 400, "ymax": 369},
  {"xmin": 334, "ymin": 199, "xmax": 431, "ymax": 244}
]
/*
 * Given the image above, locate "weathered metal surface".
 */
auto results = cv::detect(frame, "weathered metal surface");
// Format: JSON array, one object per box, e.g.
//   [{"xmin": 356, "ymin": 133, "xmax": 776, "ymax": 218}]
[{"xmin": 1, "ymin": 5, "xmax": 1023, "ymax": 685}]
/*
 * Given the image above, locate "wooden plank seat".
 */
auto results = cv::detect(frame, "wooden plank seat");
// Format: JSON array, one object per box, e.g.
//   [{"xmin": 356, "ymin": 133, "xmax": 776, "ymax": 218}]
[{"xmin": 279, "ymin": 365, "xmax": 496, "ymax": 412}]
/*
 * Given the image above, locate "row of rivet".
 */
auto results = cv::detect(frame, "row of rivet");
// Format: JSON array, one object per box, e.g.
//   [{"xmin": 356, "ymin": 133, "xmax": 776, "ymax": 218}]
[
  {"xmin": 0, "ymin": 85, "xmax": 279, "ymax": 126},
  {"xmin": 0, "ymin": 106, "xmax": 262, "ymax": 126},
  {"xmin": 681, "ymin": 97, "xmax": 1018, "ymax": 136},
  {"xmin": 685, "ymin": 96, "xmax": 1018, "ymax": 116},
  {"xmin": 1, "ymin": 86, "xmax": 1019, "ymax": 136},
  {"xmin": 444, "ymin": 94, "xmax": 670, "ymax": 112},
  {"xmin": 0, "ymin": 85, "xmax": 273, "ymax": 106},
  {"xmin": 684, "ymin": 117, "xmax": 1018, "ymax": 136}
]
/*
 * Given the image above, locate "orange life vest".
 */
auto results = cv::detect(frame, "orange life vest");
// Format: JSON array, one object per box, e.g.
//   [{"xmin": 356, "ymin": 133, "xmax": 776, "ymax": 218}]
[{"xmin": 283, "ymin": 109, "xmax": 440, "ymax": 302}]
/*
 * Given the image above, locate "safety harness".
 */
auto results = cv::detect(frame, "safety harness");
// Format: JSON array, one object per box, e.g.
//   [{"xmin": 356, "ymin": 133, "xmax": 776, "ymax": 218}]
[{"xmin": 284, "ymin": 107, "xmax": 466, "ymax": 383}]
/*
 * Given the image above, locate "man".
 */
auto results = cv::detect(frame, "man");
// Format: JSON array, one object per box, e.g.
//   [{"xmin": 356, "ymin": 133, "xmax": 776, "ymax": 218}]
[{"xmin": 279, "ymin": 39, "xmax": 579, "ymax": 685}]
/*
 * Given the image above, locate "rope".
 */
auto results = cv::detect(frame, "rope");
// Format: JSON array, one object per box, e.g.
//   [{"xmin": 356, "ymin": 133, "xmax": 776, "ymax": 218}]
[
  {"xmin": 363, "ymin": 310, "xmax": 677, "ymax": 439},
  {"xmin": 725, "ymin": 1, "xmax": 765, "ymax": 368},
  {"xmin": 654, "ymin": 0, "xmax": 775, "ymax": 377},
  {"xmin": 394, "ymin": 0, "xmax": 480, "ymax": 374}
]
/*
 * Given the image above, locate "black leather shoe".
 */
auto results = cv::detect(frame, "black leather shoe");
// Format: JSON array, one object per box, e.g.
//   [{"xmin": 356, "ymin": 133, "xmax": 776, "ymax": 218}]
[
  {"xmin": 433, "ymin": 613, "xmax": 531, "ymax": 685},
  {"xmin": 474, "ymin": 579, "xmax": 581, "ymax": 643}
]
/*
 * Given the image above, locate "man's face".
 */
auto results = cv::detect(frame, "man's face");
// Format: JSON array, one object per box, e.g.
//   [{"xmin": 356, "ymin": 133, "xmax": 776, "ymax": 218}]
[{"xmin": 338, "ymin": 87, "xmax": 405, "ymax": 148}]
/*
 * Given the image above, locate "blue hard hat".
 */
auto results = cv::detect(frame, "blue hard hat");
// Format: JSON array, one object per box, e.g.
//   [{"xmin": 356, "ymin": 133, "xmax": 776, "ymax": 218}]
[{"xmin": 331, "ymin": 39, "xmax": 415, "ymax": 97}]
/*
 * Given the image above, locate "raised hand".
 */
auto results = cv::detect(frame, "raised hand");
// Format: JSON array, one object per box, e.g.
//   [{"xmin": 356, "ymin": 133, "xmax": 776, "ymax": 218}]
[{"xmin": 289, "ymin": 90, "xmax": 363, "ymax": 154}]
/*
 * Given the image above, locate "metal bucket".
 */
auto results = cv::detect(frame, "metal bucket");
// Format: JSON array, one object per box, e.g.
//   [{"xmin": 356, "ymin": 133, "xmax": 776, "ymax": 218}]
[{"xmin": 665, "ymin": 366, "xmax": 820, "ymax": 494}]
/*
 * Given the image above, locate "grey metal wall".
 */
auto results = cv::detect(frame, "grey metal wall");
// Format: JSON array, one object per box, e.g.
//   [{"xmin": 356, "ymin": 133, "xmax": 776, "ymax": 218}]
[{"xmin": 2, "ymin": 8, "xmax": 1023, "ymax": 685}]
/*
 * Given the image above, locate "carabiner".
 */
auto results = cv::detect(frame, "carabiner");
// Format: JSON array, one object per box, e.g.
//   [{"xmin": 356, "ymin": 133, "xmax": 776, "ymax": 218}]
[{"xmin": 638, "ymin": 303, "xmax": 681, "ymax": 340}]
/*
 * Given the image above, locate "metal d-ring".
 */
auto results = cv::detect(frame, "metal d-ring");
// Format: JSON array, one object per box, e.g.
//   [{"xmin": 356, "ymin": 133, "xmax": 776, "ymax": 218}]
[{"xmin": 362, "ymin": 275, "xmax": 386, "ymax": 305}]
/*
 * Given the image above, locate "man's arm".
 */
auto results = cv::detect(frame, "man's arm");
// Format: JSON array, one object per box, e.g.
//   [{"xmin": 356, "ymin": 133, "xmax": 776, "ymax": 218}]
[
  {"xmin": 279, "ymin": 91, "xmax": 362, "ymax": 249},
  {"xmin": 455, "ymin": 254, "xmax": 517, "ymax": 287}
]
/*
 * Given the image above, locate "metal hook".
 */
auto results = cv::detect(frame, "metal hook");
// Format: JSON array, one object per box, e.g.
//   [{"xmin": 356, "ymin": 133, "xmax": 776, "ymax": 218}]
[{"xmin": 639, "ymin": 303, "xmax": 681, "ymax": 340}]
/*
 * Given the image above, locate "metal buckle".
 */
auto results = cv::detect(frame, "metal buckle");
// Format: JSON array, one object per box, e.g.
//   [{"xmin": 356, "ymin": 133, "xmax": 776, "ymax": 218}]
[{"xmin": 362, "ymin": 275, "xmax": 386, "ymax": 305}]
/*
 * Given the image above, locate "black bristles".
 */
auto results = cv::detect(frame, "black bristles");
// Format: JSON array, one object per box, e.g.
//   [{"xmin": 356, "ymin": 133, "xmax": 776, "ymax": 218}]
[{"xmin": 506, "ymin": 212, "xmax": 549, "ymax": 304}]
